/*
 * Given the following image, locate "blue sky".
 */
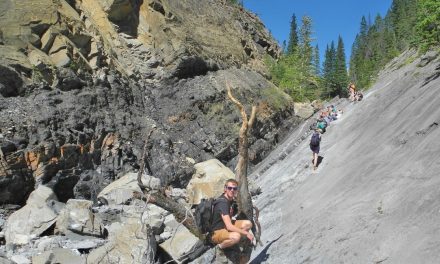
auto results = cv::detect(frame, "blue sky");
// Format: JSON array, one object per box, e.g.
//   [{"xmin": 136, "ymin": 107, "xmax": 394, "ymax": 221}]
[{"xmin": 244, "ymin": 0, "xmax": 392, "ymax": 65}]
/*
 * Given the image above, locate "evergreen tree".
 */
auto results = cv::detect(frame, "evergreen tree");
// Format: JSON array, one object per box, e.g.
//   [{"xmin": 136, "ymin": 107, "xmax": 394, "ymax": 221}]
[
  {"xmin": 323, "ymin": 42, "xmax": 336, "ymax": 97},
  {"xmin": 334, "ymin": 36, "xmax": 348, "ymax": 97},
  {"xmin": 312, "ymin": 44, "xmax": 320, "ymax": 76},
  {"xmin": 298, "ymin": 15, "xmax": 314, "ymax": 68},
  {"xmin": 415, "ymin": 0, "xmax": 440, "ymax": 52},
  {"xmin": 349, "ymin": 0, "xmax": 419, "ymax": 89},
  {"xmin": 286, "ymin": 14, "xmax": 298, "ymax": 55},
  {"xmin": 388, "ymin": 0, "xmax": 418, "ymax": 50},
  {"xmin": 282, "ymin": 40, "xmax": 287, "ymax": 54}
]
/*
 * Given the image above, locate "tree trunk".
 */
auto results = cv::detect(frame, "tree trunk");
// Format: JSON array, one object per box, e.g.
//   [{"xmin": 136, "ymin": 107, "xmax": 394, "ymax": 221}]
[{"xmin": 226, "ymin": 82, "xmax": 258, "ymax": 263}]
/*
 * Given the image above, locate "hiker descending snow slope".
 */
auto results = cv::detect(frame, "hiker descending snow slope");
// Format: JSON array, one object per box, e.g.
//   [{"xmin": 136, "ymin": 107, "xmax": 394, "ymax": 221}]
[{"xmin": 250, "ymin": 49, "xmax": 440, "ymax": 263}]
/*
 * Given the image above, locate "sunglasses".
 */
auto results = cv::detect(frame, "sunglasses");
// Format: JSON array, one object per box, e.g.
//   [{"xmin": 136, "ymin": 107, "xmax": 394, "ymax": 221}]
[{"xmin": 226, "ymin": 186, "xmax": 238, "ymax": 191}]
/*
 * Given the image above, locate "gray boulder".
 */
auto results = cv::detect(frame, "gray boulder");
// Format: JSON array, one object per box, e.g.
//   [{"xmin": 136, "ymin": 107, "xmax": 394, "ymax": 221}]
[
  {"xmin": 55, "ymin": 199, "xmax": 105, "ymax": 237},
  {"xmin": 32, "ymin": 248, "xmax": 85, "ymax": 264},
  {"xmin": 97, "ymin": 172, "xmax": 160, "ymax": 206},
  {"xmin": 4, "ymin": 186, "xmax": 61, "ymax": 246},
  {"xmin": 87, "ymin": 204, "xmax": 156, "ymax": 264},
  {"xmin": 160, "ymin": 214, "xmax": 199, "ymax": 261}
]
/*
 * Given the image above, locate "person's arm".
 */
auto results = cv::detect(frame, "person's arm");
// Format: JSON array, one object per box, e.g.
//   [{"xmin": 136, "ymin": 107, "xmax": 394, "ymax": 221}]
[{"xmin": 221, "ymin": 214, "xmax": 254, "ymax": 241}]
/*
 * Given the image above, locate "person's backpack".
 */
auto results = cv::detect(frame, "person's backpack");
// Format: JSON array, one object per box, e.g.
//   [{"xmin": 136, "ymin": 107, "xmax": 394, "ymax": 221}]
[
  {"xmin": 310, "ymin": 132, "xmax": 320, "ymax": 147},
  {"xmin": 317, "ymin": 121, "xmax": 326, "ymax": 130},
  {"xmin": 194, "ymin": 196, "xmax": 227, "ymax": 236},
  {"xmin": 195, "ymin": 198, "xmax": 216, "ymax": 235}
]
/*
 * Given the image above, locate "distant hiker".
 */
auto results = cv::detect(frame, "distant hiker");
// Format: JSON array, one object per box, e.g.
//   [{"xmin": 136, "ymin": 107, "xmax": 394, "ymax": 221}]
[
  {"xmin": 316, "ymin": 117, "xmax": 327, "ymax": 133},
  {"xmin": 355, "ymin": 91, "xmax": 363, "ymax": 101},
  {"xmin": 211, "ymin": 179, "xmax": 254, "ymax": 251},
  {"xmin": 348, "ymin": 83, "xmax": 356, "ymax": 101},
  {"xmin": 310, "ymin": 128, "xmax": 321, "ymax": 171}
]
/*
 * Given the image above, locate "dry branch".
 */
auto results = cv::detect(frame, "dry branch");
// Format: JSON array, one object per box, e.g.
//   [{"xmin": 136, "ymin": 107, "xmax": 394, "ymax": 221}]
[{"xmin": 226, "ymin": 82, "xmax": 262, "ymax": 262}]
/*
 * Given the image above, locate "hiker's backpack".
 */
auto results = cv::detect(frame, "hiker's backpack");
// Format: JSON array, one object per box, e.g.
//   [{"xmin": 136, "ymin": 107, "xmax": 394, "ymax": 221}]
[
  {"xmin": 195, "ymin": 196, "xmax": 227, "ymax": 235},
  {"xmin": 310, "ymin": 132, "xmax": 320, "ymax": 147},
  {"xmin": 195, "ymin": 198, "xmax": 215, "ymax": 235}
]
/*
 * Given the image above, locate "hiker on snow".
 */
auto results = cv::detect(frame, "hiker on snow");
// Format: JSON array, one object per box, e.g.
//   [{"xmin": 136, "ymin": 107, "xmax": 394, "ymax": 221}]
[
  {"xmin": 310, "ymin": 128, "xmax": 322, "ymax": 171},
  {"xmin": 211, "ymin": 179, "xmax": 253, "ymax": 250}
]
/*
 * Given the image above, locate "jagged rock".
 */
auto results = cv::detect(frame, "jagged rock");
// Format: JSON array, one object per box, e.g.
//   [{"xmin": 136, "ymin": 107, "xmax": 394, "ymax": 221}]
[
  {"xmin": 0, "ymin": 65, "xmax": 23, "ymax": 97},
  {"xmin": 50, "ymin": 49, "xmax": 71, "ymax": 68},
  {"xmin": 0, "ymin": 257, "xmax": 14, "ymax": 264},
  {"xmin": 294, "ymin": 102, "xmax": 315, "ymax": 119},
  {"xmin": 141, "ymin": 204, "xmax": 168, "ymax": 235},
  {"xmin": 186, "ymin": 159, "xmax": 234, "ymax": 205},
  {"xmin": 55, "ymin": 199, "xmax": 105, "ymax": 237},
  {"xmin": 87, "ymin": 204, "xmax": 156, "ymax": 264},
  {"xmin": 32, "ymin": 235, "xmax": 106, "ymax": 252},
  {"xmin": 160, "ymin": 214, "xmax": 200, "ymax": 261},
  {"xmin": 73, "ymin": 170, "xmax": 106, "ymax": 202},
  {"xmin": 9, "ymin": 255, "xmax": 30, "ymax": 264},
  {"xmin": 32, "ymin": 248, "xmax": 85, "ymax": 264},
  {"xmin": 97, "ymin": 172, "xmax": 160, "ymax": 206},
  {"xmin": 4, "ymin": 186, "xmax": 61, "ymax": 246},
  {"xmin": 40, "ymin": 27, "xmax": 60, "ymax": 53}
]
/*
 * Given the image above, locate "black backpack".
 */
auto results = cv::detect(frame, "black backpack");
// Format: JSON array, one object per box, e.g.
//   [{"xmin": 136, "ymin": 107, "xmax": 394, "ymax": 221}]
[
  {"xmin": 310, "ymin": 132, "xmax": 320, "ymax": 147},
  {"xmin": 195, "ymin": 196, "xmax": 227, "ymax": 235}
]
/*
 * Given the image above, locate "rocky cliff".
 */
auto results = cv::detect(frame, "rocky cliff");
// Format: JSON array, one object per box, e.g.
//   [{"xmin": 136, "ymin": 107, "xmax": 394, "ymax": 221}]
[{"xmin": 0, "ymin": 0, "xmax": 298, "ymax": 206}]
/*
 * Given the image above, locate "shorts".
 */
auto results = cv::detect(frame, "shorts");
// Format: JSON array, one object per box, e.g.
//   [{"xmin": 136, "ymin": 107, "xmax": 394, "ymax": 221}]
[
  {"xmin": 211, "ymin": 220, "xmax": 247, "ymax": 244},
  {"xmin": 310, "ymin": 145, "xmax": 320, "ymax": 154}
]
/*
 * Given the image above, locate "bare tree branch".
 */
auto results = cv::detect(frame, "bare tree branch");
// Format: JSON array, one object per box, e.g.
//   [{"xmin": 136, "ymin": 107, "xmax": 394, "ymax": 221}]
[{"xmin": 226, "ymin": 82, "xmax": 262, "ymax": 262}]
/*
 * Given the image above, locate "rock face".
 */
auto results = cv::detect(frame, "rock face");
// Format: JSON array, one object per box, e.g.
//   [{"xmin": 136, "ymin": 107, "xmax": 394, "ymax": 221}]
[
  {"xmin": 0, "ymin": 0, "xmax": 297, "ymax": 207},
  {"xmin": 250, "ymin": 50, "xmax": 440, "ymax": 263}
]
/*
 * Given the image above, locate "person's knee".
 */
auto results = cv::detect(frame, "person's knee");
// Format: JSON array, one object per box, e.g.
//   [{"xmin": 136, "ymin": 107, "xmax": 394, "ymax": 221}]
[
  {"xmin": 242, "ymin": 220, "xmax": 252, "ymax": 230},
  {"xmin": 230, "ymin": 232, "xmax": 241, "ymax": 244}
]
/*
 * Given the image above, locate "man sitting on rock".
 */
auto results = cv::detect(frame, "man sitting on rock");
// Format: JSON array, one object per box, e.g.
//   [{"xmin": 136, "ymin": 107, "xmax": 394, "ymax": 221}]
[{"xmin": 211, "ymin": 179, "xmax": 253, "ymax": 250}]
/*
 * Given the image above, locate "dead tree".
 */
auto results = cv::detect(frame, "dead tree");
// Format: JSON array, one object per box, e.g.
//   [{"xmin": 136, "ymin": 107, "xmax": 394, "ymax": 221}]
[
  {"xmin": 226, "ymin": 83, "xmax": 256, "ymax": 221},
  {"xmin": 226, "ymin": 82, "xmax": 260, "ymax": 263}
]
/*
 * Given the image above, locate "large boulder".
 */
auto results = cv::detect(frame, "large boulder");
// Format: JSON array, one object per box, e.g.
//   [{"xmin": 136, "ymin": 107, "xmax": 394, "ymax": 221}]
[
  {"xmin": 159, "ymin": 214, "xmax": 200, "ymax": 261},
  {"xmin": 32, "ymin": 248, "xmax": 85, "ymax": 264},
  {"xmin": 87, "ymin": 204, "xmax": 156, "ymax": 264},
  {"xmin": 4, "ymin": 186, "xmax": 62, "ymax": 246},
  {"xmin": 186, "ymin": 159, "xmax": 234, "ymax": 205},
  {"xmin": 55, "ymin": 199, "xmax": 105, "ymax": 237},
  {"xmin": 97, "ymin": 172, "xmax": 161, "ymax": 206},
  {"xmin": 294, "ymin": 102, "xmax": 315, "ymax": 119}
]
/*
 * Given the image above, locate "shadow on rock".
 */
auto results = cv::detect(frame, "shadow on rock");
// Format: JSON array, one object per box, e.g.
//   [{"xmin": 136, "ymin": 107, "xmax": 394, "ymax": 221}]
[
  {"xmin": 249, "ymin": 235, "xmax": 283, "ymax": 264},
  {"xmin": 317, "ymin": 156, "xmax": 324, "ymax": 167}
]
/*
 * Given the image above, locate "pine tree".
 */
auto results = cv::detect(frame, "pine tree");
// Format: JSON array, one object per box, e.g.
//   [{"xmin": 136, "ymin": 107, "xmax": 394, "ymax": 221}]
[
  {"xmin": 415, "ymin": 0, "xmax": 440, "ymax": 52},
  {"xmin": 334, "ymin": 36, "xmax": 348, "ymax": 97},
  {"xmin": 298, "ymin": 16, "xmax": 314, "ymax": 68},
  {"xmin": 286, "ymin": 14, "xmax": 298, "ymax": 55},
  {"xmin": 323, "ymin": 42, "xmax": 336, "ymax": 98},
  {"xmin": 312, "ymin": 44, "xmax": 320, "ymax": 76}
]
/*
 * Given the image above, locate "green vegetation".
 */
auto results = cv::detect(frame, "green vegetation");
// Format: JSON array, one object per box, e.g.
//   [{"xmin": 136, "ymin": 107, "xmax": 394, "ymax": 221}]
[
  {"xmin": 267, "ymin": 15, "xmax": 323, "ymax": 102},
  {"xmin": 267, "ymin": 0, "xmax": 439, "ymax": 102},
  {"xmin": 415, "ymin": 0, "xmax": 440, "ymax": 52},
  {"xmin": 267, "ymin": 14, "xmax": 348, "ymax": 102},
  {"xmin": 261, "ymin": 85, "xmax": 292, "ymax": 110},
  {"xmin": 349, "ymin": 0, "xmax": 439, "ymax": 89}
]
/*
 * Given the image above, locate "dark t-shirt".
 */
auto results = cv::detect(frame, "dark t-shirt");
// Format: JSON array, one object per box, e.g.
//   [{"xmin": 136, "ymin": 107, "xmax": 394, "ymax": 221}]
[{"xmin": 211, "ymin": 195, "xmax": 233, "ymax": 231}]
